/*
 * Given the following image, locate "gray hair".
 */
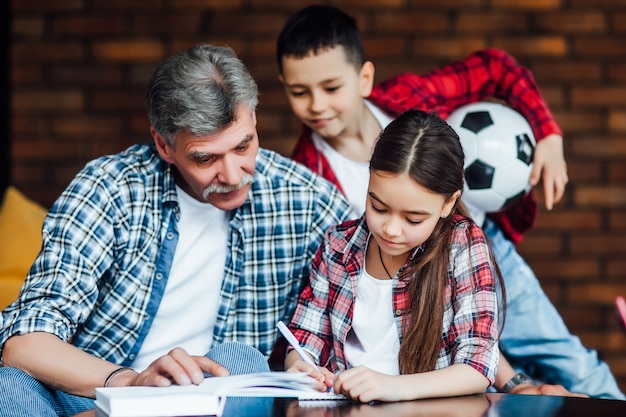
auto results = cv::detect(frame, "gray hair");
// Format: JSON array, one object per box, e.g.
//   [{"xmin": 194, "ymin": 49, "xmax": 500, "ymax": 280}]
[{"xmin": 146, "ymin": 44, "xmax": 259, "ymax": 145}]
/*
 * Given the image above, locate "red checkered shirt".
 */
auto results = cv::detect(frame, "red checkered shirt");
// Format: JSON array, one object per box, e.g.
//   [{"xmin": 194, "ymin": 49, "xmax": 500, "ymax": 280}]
[
  {"xmin": 291, "ymin": 48, "xmax": 562, "ymax": 244},
  {"xmin": 289, "ymin": 215, "xmax": 500, "ymax": 384}
]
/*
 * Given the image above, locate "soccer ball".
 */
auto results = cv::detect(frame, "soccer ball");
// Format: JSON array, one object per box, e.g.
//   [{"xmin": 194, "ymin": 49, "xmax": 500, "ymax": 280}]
[{"xmin": 446, "ymin": 101, "xmax": 536, "ymax": 220}]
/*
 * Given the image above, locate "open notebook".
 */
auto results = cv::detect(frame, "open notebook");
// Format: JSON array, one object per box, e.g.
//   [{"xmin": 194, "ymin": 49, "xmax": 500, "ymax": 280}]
[{"xmin": 95, "ymin": 371, "xmax": 347, "ymax": 416}]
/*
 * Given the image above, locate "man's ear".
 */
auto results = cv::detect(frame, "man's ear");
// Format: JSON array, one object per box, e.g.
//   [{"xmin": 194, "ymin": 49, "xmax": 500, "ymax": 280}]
[
  {"xmin": 151, "ymin": 127, "xmax": 175, "ymax": 164},
  {"xmin": 359, "ymin": 61, "xmax": 375, "ymax": 98},
  {"xmin": 278, "ymin": 74, "xmax": 284, "ymax": 84}
]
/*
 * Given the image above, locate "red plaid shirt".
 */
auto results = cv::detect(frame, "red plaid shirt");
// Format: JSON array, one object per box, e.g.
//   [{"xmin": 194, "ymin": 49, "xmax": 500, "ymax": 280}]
[
  {"xmin": 291, "ymin": 48, "xmax": 562, "ymax": 244},
  {"xmin": 289, "ymin": 215, "xmax": 499, "ymax": 383}
]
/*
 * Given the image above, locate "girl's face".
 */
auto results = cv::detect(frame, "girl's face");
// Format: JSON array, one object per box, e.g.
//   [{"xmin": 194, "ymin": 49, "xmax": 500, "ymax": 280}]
[{"xmin": 365, "ymin": 170, "xmax": 460, "ymax": 258}]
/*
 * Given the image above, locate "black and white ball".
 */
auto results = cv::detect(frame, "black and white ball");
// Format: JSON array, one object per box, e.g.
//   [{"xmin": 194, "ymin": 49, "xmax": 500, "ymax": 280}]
[{"xmin": 446, "ymin": 101, "xmax": 536, "ymax": 221}]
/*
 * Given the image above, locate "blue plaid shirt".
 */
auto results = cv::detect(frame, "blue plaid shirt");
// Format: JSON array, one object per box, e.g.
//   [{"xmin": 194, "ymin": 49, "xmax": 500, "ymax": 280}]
[{"xmin": 0, "ymin": 143, "xmax": 353, "ymax": 366}]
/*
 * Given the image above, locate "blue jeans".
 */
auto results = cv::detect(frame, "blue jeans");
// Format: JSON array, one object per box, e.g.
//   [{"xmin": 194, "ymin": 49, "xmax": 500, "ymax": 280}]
[
  {"xmin": 0, "ymin": 341, "xmax": 271, "ymax": 417},
  {"xmin": 484, "ymin": 219, "xmax": 625, "ymax": 400}
]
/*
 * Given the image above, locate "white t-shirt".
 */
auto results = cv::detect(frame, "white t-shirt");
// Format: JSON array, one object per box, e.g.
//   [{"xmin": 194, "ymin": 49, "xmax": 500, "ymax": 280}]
[
  {"xmin": 311, "ymin": 100, "xmax": 392, "ymax": 215},
  {"xmin": 344, "ymin": 240, "xmax": 400, "ymax": 375},
  {"xmin": 131, "ymin": 186, "xmax": 229, "ymax": 371}
]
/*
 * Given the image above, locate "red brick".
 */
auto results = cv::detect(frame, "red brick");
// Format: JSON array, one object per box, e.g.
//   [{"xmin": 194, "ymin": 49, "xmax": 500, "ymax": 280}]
[
  {"xmin": 12, "ymin": 91, "xmax": 84, "ymax": 112},
  {"xmin": 570, "ymin": 137, "xmax": 626, "ymax": 158},
  {"xmin": 535, "ymin": 12, "xmax": 606, "ymax": 33},
  {"xmin": 372, "ymin": 13, "xmax": 449, "ymax": 33},
  {"xmin": 612, "ymin": 12, "xmax": 626, "ymax": 32},
  {"xmin": 12, "ymin": 42, "xmax": 84, "ymax": 62},
  {"xmin": 92, "ymin": 0, "xmax": 167, "ymax": 10},
  {"xmin": 607, "ymin": 258, "xmax": 626, "ymax": 278},
  {"xmin": 92, "ymin": 41, "xmax": 165, "ymax": 62},
  {"xmin": 608, "ymin": 111, "xmax": 626, "ymax": 131},
  {"xmin": 574, "ymin": 37, "xmax": 626, "ymax": 57},
  {"xmin": 51, "ymin": 117, "xmax": 123, "ymax": 137},
  {"xmin": 457, "ymin": 12, "xmax": 528, "ymax": 33},
  {"xmin": 201, "ymin": 13, "xmax": 287, "ymax": 36},
  {"xmin": 12, "ymin": 17, "xmax": 45, "ymax": 37},
  {"xmin": 493, "ymin": 37, "xmax": 567, "ymax": 57},
  {"xmin": 609, "ymin": 162, "xmax": 626, "ymax": 182},
  {"xmin": 411, "ymin": 38, "xmax": 487, "ymax": 59},
  {"xmin": 51, "ymin": 16, "xmax": 127, "ymax": 36},
  {"xmin": 569, "ymin": 284, "xmax": 626, "ymax": 305},
  {"xmin": 12, "ymin": 0, "xmax": 83, "ymax": 13},
  {"xmin": 49, "ymin": 65, "xmax": 123, "ymax": 86},
  {"xmin": 565, "ymin": 161, "xmax": 602, "ymax": 182},
  {"xmin": 552, "ymin": 110, "xmax": 603, "ymax": 132},
  {"xmin": 11, "ymin": 65, "xmax": 44, "ymax": 85},
  {"xmin": 132, "ymin": 13, "xmax": 203, "ymax": 36},
  {"xmin": 572, "ymin": 87, "xmax": 626, "ymax": 107},
  {"xmin": 570, "ymin": 233, "xmax": 626, "ymax": 255},
  {"xmin": 608, "ymin": 63, "xmax": 626, "ymax": 82},
  {"xmin": 492, "ymin": 0, "xmax": 560, "ymax": 9},
  {"xmin": 530, "ymin": 259, "xmax": 599, "ymax": 281},
  {"xmin": 337, "ymin": 0, "xmax": 404, "ymax": 7},
  {"xmin": 171, "ymin": 0, "xmax": 244, "ymax": 9},
  {"xmin": 410, "ymin": 0, "xmax": 484, "ymax": 7},
  {"xmin": 534, "ymin": 211, "xmax": 602, "ymax": 231},
  {"xmin": 90, "ymin": 91, "xmax": 146, "ymax": 111},
  {"xmin": 531, "ymin": 61, "xmax": 602, "ymax": 82}
]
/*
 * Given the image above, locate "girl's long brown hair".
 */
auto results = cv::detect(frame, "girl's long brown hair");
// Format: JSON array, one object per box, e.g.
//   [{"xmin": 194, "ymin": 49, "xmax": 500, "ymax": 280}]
[{"xmin": 369, "ymin": 109, "xmax": 504, "ymax": 374}]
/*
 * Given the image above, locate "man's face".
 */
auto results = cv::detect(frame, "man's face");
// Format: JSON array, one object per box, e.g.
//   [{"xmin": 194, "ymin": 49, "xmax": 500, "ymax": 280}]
[
  {"xmin": 279, "ymin": 45, "xmax": 374, "ymax": 141},
  {"xmin": 153, "ymin": 106, "xmax": 259, "ymax": 211}
]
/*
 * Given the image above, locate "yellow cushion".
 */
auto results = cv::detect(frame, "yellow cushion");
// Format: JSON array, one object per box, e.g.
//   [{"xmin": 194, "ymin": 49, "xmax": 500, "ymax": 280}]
[{"xmin": 0, "ymin": 186, "xmax": 47, "ymax": 309}]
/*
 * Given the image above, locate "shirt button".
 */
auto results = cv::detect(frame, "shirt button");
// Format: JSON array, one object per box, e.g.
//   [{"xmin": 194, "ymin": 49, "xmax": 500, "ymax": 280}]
[
  {"xmin": 166, "ymin": 232, "xmax": 174, "ymax": 240},
  {"xmin": 129, "ymin": 354, "xmax": 135, "ymax": 360},
  {"xmin": 395, "ymin": 309, "xmax": 402, "ymax": 316},
  {"xmin": 155, "ymin": 273, "xmax": 163, "ymax": 280}
]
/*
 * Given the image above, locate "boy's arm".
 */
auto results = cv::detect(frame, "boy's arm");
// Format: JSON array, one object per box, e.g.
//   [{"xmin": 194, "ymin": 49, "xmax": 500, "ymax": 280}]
[{"xmin": 372, "ymin": 48, "xmax": 561, "ymax": 144}]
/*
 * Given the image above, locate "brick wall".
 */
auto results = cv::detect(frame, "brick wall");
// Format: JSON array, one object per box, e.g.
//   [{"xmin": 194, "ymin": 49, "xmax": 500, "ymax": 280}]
[{"xmin": 9, "ymin": 0, "xmax": 626, "ymax": 394}]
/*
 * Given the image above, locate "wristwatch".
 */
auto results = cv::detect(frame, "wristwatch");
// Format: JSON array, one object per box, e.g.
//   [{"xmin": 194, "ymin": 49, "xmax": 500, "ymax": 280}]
[{"xmin": 500, "ymin": 372, "xmax": 536, "ymax": 393}]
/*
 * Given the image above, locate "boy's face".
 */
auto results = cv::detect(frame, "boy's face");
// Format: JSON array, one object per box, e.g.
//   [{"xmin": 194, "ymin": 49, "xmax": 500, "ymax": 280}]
[{"xmin": 279, "ymin": 46, "xmax": 374, "ymax": 141}]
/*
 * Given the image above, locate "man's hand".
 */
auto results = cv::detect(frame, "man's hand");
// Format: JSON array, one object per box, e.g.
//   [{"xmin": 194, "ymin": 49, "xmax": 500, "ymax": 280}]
[
  {"xmin": 111, "ymin": 347, "xmax": 230, "ymax": 388},
  {"xmin": 529, "ymin": 133, "xmax": 568, "ymax": 210},
  {"xmin": 508, "ymin": 382, "xmax": 589, "ymax": 398}
]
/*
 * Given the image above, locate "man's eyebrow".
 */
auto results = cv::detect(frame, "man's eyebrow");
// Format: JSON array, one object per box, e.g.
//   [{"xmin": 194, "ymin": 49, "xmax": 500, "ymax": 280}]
[
  {"xmin": 236, "ymin": 135, "xmax": 253, "ymax": 148},
  {"xmin": 190, "ymin": 150, "xmax": 213, "ymax": 159},
  {"xmin": 189, "ymin": 134, "xmax": 253, "ymax": 160}
]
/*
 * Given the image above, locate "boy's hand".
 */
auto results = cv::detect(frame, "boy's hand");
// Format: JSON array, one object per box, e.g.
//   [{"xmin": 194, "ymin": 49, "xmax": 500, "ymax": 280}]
[
  {"xmin": 286, "ymin": 359, "xmax": 335, "ymax": 391},
  {"xmin": 529, "ymin": 133, "xmax": 568, "ymax": 210},
  {"xmin": 334, "ymin": 366, "xmax": 401, "ymax": 402},
  {"xmin": 509, "ymin": 382, "xmax": 589, "ymax": 398}
]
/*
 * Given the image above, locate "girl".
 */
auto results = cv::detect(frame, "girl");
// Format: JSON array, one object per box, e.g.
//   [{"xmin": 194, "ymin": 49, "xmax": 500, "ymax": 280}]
[{"xmin": 285, "ymin": 109, "xmax": 504, "ymax": 402}]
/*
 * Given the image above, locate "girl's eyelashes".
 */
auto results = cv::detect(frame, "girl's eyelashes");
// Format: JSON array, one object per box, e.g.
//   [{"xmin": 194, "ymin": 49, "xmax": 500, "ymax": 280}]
[
  {"xmin": 370, "ymin": 202, "xmax": 425, "ymax": 225},
  {"xmin": 370, "ymin": 203, "xmax": 385, "ymax": 213}
]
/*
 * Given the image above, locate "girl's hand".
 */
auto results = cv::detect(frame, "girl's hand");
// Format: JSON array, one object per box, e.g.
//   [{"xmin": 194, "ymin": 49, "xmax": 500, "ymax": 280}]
[
  {"xmin": 529, "ymin": 133, "xmax": 568, "ymax": 210},
  {"xmin": 334, "ymin": 366, "xmax": 402, "ymax": 402},
  {"xmin": 286, "ymin": 359, "xmax": 335, "ymax": 392}
]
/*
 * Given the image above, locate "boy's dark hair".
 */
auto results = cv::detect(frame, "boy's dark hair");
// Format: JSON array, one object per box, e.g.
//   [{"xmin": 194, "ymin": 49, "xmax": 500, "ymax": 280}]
[{"xmin": 276, "ymin": 4, "xmax": 365, "ymax": 74}]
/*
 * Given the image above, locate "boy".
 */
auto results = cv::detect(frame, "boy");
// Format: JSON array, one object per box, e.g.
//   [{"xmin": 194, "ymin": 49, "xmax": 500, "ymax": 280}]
[{"xmin": 276, "ymin": 4, "xmax": 624, "ymax": 399}]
